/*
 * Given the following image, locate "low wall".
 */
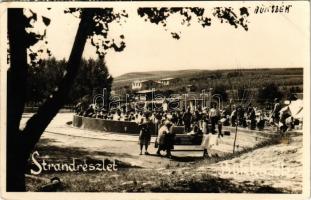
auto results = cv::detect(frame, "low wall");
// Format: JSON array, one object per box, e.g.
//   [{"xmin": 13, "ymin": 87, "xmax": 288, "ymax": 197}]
[
  {"xmin": 73, "ymin": 115, "xmax": 207, "ymax": 145},
  {"xmin": 72, "ymin": 115, "xmax": 157, "ymax": 135}
]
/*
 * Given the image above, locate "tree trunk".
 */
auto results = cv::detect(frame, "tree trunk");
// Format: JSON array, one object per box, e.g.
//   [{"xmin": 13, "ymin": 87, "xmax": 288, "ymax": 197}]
[
  {"xmin": 7, "ymin": 9, "xmax": 94, "ymax": 191},
  {"xmin": 7, "ymin": 9, "xmax": 29, "ymax": 192}
]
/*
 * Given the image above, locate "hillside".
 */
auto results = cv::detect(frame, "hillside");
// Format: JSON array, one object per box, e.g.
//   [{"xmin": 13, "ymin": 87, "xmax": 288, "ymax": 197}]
[
  {"xmin": 112, "ymin": 68, "xmax": 303, "ymax": 95},
  {"xmin": 114, "ymin": 69, "xmax": 205, "ymax": 83}
]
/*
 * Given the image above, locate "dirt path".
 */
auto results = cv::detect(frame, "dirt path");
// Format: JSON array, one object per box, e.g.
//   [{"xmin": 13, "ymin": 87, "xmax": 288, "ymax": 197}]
[
  {"xmin": 23, "ymin": 113, "xmax": 272, "ymax": 168},
  {"xmin": 195, "ymin": 133, "xmax": 303, "ymax": 193},
  {"xmin": 23, "ymin": 113, "xmax": 277, "ymax": 168},
  {"xmin": 23, "ymin": 113, "xmax": 203, "ymax": 168}
]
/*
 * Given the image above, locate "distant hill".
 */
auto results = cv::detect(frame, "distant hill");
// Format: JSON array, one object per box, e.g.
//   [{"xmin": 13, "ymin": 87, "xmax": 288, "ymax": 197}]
[
  {"xmin": 114, "ymin": 69, "xmax": 205, "ymax": 83},
  {"xmin": 112, "ymin": 68, "xmax": 303, "ymax": 94}
]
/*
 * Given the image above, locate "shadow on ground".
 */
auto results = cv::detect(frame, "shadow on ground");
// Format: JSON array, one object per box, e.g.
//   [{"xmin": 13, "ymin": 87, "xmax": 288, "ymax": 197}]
[{"xmin": 36, "ymin": 138, "xmax": 137, "ymax": 159}]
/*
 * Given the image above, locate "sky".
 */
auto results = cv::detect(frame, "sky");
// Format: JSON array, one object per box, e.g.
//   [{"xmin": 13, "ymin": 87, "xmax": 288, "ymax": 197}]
[{"xmin": 29, "ymin": 1, "xmax": 309, "ymax": 77}]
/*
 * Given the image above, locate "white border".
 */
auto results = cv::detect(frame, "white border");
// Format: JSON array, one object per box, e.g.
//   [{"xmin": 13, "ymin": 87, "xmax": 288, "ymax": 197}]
[{"xmin": 0, "ymin": 1, "xmax": 310, "ymax": 200}]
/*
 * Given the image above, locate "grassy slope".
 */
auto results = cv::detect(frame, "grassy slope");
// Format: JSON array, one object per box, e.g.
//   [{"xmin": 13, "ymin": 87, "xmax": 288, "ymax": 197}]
[{"xmin": 112, "ymin": 68, "xmax": 303, "ymax": 92}]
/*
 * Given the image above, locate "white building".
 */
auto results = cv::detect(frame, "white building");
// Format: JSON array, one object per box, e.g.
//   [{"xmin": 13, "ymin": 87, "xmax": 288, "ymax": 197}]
[
  {"xmin": 158, "ymin": 77, "xmax": 179, "ymax": 86},
  {"xmin": 131, "ymin": 80, "xmax": 160, "ymax": 90}
]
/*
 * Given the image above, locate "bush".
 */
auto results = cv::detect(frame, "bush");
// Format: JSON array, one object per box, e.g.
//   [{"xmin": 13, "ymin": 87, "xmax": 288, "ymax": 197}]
[{"xmin": 256, "ymin": 83, "xmax": 283, "ymax": 105}]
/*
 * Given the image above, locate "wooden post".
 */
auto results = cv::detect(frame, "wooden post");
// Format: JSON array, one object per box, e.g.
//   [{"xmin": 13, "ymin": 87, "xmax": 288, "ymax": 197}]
[{"xmin": 233, "ymin": 108, "xmax": 238, "ymax": 153}]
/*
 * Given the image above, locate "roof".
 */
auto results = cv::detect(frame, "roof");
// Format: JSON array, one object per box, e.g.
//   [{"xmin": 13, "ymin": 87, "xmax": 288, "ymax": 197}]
[
  {"xmin": 169, "ymin": 92, "xmax": 209, "ymax": 100},
  {"xmin": 132, "ymin": 80, "xmax": 148, "ymax": 83},
  {"xmin": 160, "ymin": 77, "xmax": 176, "ymax": 81},
  {"xmin": 135, "ymin": 89, "xmax": 155, "ymax": 94}
]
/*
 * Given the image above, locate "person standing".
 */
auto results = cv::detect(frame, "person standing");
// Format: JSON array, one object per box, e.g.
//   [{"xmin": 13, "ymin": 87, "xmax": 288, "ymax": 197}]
[
  {"xmin": 201, "ymin": 112, "xmax": 209, "ymax": 135},
  {"xmin": 182, "ymin": 107, "xmax": 192, "ymax": 132},
  {"xmin": 217, "ymin": 120, "xmax": 223, "ymax": 137},
  {"xmin": 230, "ymin": 105, "xmax": 237, "ymax": 127},
  {"xmin": 247, "ymin": 106, "xmax": 256, "ymax": 130},
  {"xmin": 272, "ymin": 98, "xmax": 282, "ymax": 126},
  {"xmin": 209, "ymin": 105, "xmax": 218, "ymax": 133},
  {"xmin": 138, "ymin": 118, "xmax": 152, "ymax": 155},
  {"xmin": 201, "ymin": 131, "xmax": 219, "ymax": 158},
  {"xmin": 166, "ymin": 123, "xmax": 176, "ymax": 158}
]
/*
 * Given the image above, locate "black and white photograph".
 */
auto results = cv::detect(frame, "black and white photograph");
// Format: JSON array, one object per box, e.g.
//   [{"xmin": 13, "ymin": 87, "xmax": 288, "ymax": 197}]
[{"xmin": 0, "ymin": 1, "xmax": 310, "ymax": 199}]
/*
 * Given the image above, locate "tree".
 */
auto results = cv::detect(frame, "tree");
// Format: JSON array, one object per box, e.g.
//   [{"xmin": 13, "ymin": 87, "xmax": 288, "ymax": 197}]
[
  {"xmin": 237, "ymin": 87, "xmax": 252, "ymax": 103},
  {"xmin": 25, "ymin": 58, "xmax": 113, "ymax": 107},
  {"xmin": 256, "ymin": 83, "xmax": 283, "ymax": 105},
  {"xmin": 213, "ymin": 84, "xmax": 228, "ymax": 102},
  {"xmin": 284, "ymin": 86, "xmax": 302, "ymax": 101},
  {"xmin": 26, "ymin": 58, "xmax": 66, "ymax": 106},
  {"xmin": 7, "ymin": 8, "xmax": 127, "ymax": 191}
]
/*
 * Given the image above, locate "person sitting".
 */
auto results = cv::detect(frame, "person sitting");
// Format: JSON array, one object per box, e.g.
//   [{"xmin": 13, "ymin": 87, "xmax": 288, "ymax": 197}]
[
  {"xmin": 187, "ymin": 122, "xmax": 202, "ymax": 135},
  {"xmin": 74, "ymin": 102, "xmax": 83, "ymax": 115},
  {"xmin": 113, "ymin": 110, "xmax": 121, "ymax": 121},
  {"xmin": 107, "ymin": 112, "xmax": 113, "ymax": 120},
  {"xmin": 256, "ymin": 112, "xmax": 266, "ymax": 131},
  {"xmin": 279, "ymin": 106, "xmax": 292, "ymax": 133},
  {"xmin": 156, "ymin": 120, "xmax": 173, "ymax": 157},
  {"xmin": 129, "ymin": 112, "xmax": 135, "ymax": 122},
  {"xmin": 85, "ymin": 104, "xmax": 95, "ymax": 117},
  {"xmin": 247, "ymin": 106, "xmax": 256, "ymax": 130},
  {"xmin": 96, "ymin": 110, "xmax": 104, "ymax": 119}
]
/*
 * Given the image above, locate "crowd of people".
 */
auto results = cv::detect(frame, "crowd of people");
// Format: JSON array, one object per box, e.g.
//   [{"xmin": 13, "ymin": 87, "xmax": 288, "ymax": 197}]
[
  {"xmin": 75, "ymin": 98, "xmax": 298, "ymax": 157},
  {"xmin": 75, "ymin": 102, "xmax": 269, "ymax": 132}
]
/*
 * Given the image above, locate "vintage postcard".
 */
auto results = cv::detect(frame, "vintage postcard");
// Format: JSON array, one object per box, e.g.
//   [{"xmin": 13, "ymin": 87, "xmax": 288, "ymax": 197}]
[{"xmin": 0, "ymin": 1, "xmax": 310, "ymax": 200}]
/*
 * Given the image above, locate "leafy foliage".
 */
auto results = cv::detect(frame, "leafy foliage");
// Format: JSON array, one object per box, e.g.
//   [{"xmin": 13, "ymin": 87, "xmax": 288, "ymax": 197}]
[
  {"xmin": 26, "ymin": 58, "xmax": 113, "ymax": 106},
  {"xmin": 64, "ymin": 8, "xmax": 128, "ymax": 59},
  {"xmin": 23, "ymin": 7, "xmax": 129, "ymax": 106},
  {"xmin": 212, "ymin": 84, "xmax": 228, "ymax": 102},
  {"xmin": 22, "ymin": 9, "xmax": 52, "ymax": 66},
  {"xmin": 23, "ymin": 8, "xmax": 128, "ymax": 67},
  {"xmin": 137, "ymin": 7, "xmax": 212, "ymax": 40},
  {"xmin": 137, "ymin": 6, "xmax": 249, "ymax": 39},
  {"xmin": 213, "ymin": 7, "xmax": 249, "ymax": 31},
  {"xmin": 257, "ymin": 83, "xmax": 284, "ymax": 104}
]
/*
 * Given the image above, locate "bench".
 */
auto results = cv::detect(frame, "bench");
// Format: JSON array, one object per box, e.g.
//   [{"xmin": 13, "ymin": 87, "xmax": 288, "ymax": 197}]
[{"xmin": 170, "ymin": 126, "xmax": 205, "ymax": 153}]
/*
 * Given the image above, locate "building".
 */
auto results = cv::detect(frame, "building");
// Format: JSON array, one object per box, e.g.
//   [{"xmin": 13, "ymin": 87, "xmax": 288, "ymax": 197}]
[
  {"xmin": 132, "ymin": 78, "xmax": 180, "ymax": 91},
  {"xmin": 131, "ymin": 80, "xmax": 160, "ymax": 90},
  {"xmin": 158, "ymin": 77, "xmax": 180, "ymax": 86}
]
